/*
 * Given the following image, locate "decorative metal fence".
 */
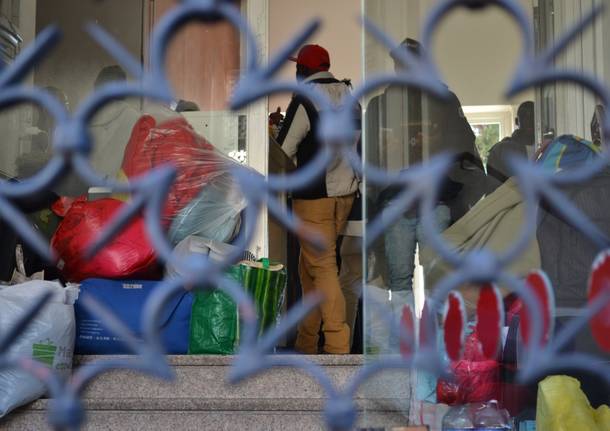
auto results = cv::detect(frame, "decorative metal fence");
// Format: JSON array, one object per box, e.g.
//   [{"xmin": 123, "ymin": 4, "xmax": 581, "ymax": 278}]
[{"xmin": 0, "ymin": 0, "xmax": 608, "ymax": 430}]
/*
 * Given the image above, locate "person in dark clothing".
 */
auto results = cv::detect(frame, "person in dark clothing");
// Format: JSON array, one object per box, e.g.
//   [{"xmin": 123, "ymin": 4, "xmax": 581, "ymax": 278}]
[
  {"xmin": 486, "ymin": 101, "xmax": 536, "ymax": 182},
  {"xmin": 535, "ymin": 107, "xmax": 610, "ymax": 406},
  {"xmin": 366, "ymin": 37, "xmax": 497, "ymax": 316}
]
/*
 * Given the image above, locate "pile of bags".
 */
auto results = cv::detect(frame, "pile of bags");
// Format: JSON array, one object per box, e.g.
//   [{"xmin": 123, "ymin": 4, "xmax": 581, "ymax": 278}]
[
  {"xmin": 71, "ymin": 236, "xmax": 286, "ymax": 356},
  {"xmin": 42, "ymin": 115, "xmax": 282, "ymax": 357},
  {"xmin": 0, "ymin": 247, "xmax": 287, "ymax": 417},
  {"xmin": 168, "ymin": 236, "xmax": 287, "ymax": 355},
  {"xmin": 120, "ymin": 116, "xmax": 246, "ymax": 245},
  {"xmin": 50, "ymin": 116, "xmax": 247, "ymax": 283},
  {"xmin": 0, "ymin": 114, "xmax": 286, "ymax": 420}
]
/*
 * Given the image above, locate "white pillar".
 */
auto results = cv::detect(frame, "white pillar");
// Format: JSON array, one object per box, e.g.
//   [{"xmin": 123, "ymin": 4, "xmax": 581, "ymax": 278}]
[{"xmin": 245, "ymin": 0, "xmax": 269, "ymax": 258}]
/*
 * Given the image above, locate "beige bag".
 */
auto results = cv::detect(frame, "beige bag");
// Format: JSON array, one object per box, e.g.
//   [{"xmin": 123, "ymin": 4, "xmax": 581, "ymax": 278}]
[{"xmin": 420, "ymin": 179, "xmax": 540, "ymax": 312}]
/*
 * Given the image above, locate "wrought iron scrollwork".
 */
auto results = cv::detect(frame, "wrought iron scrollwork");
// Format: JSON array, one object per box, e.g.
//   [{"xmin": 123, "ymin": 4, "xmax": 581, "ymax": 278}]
[{"xmin": 0, "ymin": 0, "xmax": 608, "ymax": 429}]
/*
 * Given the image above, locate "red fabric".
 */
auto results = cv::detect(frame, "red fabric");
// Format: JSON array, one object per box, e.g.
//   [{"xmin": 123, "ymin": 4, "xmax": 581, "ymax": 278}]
[
  {"xmin": 121, "ymin": 115, "xmax": 157, "ymax": 176},
  {"xmin": 476, "ymin": 284, "xmax": 504, "ymax": 359},
  {"xmin": 419, "ymin": 302, "xmax": 433, "ymax": 349},
  {"xmin": 51, "ymin": 198, "xmax": 158, "ymax": 282},
  {"xmin": 462, "ymin": 330, "xmax": 492, "ymax": 362},
  {"xmin": 51, "ymin": 196, "xmax": 86, "ymax": 217},
  {"xmin": 588, "ymin": 251, "xmax": 610, "ymax": 352},
  {"xmin": 399, "ymin": 304, "xmax": 415, "ymax": 357},
  {"xmin": 444, "ymin": 292, "xmax": 466, "ymax": 361},
  {"xmin": 520, "ymin": 271, "xmax": 554, "ymax": 347},
  {"xmin": 500, "ymin": 381, "xmax": 536, "ymax": 416},
  {"xmin": 437, "ymin": 332, "xmax": 500, "ymax": 406},
  {"xmin": 121, "ymin": 116, "xmax": 220, "ymax": 224},
  {"xmin": 504, "ymin": 293, "xmax": 522, "ymax": 324}
]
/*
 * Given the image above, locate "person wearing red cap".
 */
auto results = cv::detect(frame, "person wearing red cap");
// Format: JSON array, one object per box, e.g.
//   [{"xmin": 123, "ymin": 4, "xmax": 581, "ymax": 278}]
[
  {"xmin": 289, "ymin": 44, "xmax": 331, "ymax": 79},
  {"xmin": 277, "ymin": 44, "xmax": 360, "ymax": 354}
]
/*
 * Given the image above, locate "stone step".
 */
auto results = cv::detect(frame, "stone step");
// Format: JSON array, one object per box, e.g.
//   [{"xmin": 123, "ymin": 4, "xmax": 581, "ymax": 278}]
[
  {"xmin": 2, "ymin": 355, "xmax": 412, "ymax": 430},
  {"xmin": 73, "ymin": 355, "xmax": 410, "ymax": 400},
  {"xmin": 4, "ymin": 405, "xmax": 409, "ymax": 431}
]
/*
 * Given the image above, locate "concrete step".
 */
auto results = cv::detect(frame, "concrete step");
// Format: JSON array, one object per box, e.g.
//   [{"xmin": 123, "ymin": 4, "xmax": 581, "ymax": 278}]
[
  {"xmin": 2, "ymin": 355, "xmax": 412, "ymax": 430},
  {"xmin": 4, "ymin": 399, "xmax": 409, "ymax": 431}
]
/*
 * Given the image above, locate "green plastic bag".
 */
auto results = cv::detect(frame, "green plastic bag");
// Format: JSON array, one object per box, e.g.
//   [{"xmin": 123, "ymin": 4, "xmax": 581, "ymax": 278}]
[
  {"xmin": 237, "ymin": 259, "xmax": 286, "ymax": 337},
  {"xmin": 188, "ymin": 267, "xmax": 240, "ymax": 355},
  {"xmin": 188, "ymin": 261, "xmax": 286, "ymax": 354}
]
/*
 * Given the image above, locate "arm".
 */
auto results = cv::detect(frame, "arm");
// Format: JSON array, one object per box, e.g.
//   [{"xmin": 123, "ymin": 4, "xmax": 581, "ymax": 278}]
[
  {"xmin": 486, "ymin": 140, "xmax": 511, "ymax": 182},
  {"xmin": 442, "ymin": 92, "xmax": 481, "ymax": 164},
  {"xmin": 276, "ymin": 97, "xmax": 310, "ymax": 159}
]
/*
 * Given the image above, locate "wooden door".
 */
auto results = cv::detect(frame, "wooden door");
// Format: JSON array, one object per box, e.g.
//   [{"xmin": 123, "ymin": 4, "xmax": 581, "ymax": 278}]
[{"xmin": 145, "ymin": 0, "xmax": 241, "ymax": 111}]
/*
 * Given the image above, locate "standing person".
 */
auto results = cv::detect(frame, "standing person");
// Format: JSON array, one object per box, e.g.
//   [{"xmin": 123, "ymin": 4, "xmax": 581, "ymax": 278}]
[
  {"xmin": 339, "ymin": 183, "xmax": 364, "ymax": 353},
  {"xmin": 366, "ymin": 37, "xmax": 496, "ymax": 404},
  {"xmin": 277, "ymin": 44, "xmax": 359, "ymax": 354},
  {"xmin": 30, "ymin": 87, "xmax": 70, "ymax": 153},
  {"xmin": 88, "ymin": 65, "xmax": 142, "ymax": 185},
  {"xmin": 366, "ymin": 37, "xmax": 496, "ymax": 318},
  {"xmin": 487, "ymin": 101, "xmax": 536, "ymax": 182},
  {"xmin": 269, "ymin": 107, "xmax": 284, "ymax": 140}
]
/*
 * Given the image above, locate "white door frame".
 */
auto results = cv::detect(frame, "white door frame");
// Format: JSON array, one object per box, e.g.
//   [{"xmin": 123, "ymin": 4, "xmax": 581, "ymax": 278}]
[{"xmin": 244, "ymin": 0, "xmax": 269, "ymax": 257}]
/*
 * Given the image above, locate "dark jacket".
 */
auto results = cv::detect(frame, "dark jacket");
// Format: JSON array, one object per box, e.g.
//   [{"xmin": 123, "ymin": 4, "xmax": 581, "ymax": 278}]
[
  {"xmin": 366, "ymin": 85, "xmax": 497, "ymax": 221},
  {"xmin": 277, "ymin": 71, "xmax": 360, "ymax": 200},
  {"xmin": 537, "ymin": 168, "xmax": 610, "ymax": 309},
  {"xmin": 487, "ymin": 128, "xmax": 535, "ymax": 183}
]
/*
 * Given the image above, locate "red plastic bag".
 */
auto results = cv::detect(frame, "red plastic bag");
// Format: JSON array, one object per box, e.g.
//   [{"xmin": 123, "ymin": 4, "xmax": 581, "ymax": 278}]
[
  {"xmin": 51, "ymin": 198, "xmax": 159, "ymax": 282},
  {"xmin": 51, "ymin": 196, "xmax": 86, "ymax": 217},
  {"xmin": 121, "ymin": 116, "xmax": 225, "ymax": 224},
  {"xmin": 437, "ymin": 332, "xmax": 501, "ymax": 405}
]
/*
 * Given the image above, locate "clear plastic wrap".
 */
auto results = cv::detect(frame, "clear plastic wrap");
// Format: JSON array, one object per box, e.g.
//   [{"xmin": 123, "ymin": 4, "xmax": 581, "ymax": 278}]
[
  {"xmin": 121, "ymin": 116, "xmax": 246, "ymax": 244},
  {"xmin": 437, "ymin": 332, "xmax": 501, "ymax": 406},
  {"xmin": 442, "ymin": 401, "xmax": 511, "ymax": 430},
  {"xmin": 168, "ymin": 173, "xmax": 243, "ymax": 245}
]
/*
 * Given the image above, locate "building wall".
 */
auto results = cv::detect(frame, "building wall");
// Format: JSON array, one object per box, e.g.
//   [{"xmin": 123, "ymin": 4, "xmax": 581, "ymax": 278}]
[
  {"xmin": 364, "ymin": 0, "xmax": 535, "ymax": 107},
  {"xmin": 269, "ymin": 0, "xmax": 534, "ymax": 111},
  {"xmin": 268, "ymin": 0, "xmax": 362, "ymax": 112},
  {"xmin": 427, "ymin": 0, "xmax": 535, "ymax": 107}
]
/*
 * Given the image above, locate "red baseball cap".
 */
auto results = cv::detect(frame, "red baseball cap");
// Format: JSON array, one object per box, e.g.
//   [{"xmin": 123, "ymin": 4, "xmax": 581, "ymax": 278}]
[{"xmin": 289, "ymin": 44, "xmax": 331, "ymax": 71}]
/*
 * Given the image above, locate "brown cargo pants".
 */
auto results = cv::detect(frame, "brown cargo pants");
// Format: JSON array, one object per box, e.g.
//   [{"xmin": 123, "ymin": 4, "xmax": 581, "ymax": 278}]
[{"xmin": 293, "ymin": 195, "xmax": 354, "ymax": 354}]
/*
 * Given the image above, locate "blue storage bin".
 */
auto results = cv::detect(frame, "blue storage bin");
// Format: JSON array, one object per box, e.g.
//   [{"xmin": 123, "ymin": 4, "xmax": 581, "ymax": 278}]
[{"xmin": 75, "ymin": 279, "xmax": 193, "ymax": 354}]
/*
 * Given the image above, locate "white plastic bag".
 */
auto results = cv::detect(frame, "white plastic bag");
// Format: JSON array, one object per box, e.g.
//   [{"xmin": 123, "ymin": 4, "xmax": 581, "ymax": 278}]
[
  {"xmin": 0, "ymin": 281, "xmax": 78, "ymax": 417},
  {"xmin": 166, "ymin": 235, "xmax": 242, "ymax": 279},
  {"xmin": 10, "ymin": 244, "xmax": 44, "ymax": 285},
  {"xmin": 364, "ymin": 283, "xmax": 393, "ymax": 354}
]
